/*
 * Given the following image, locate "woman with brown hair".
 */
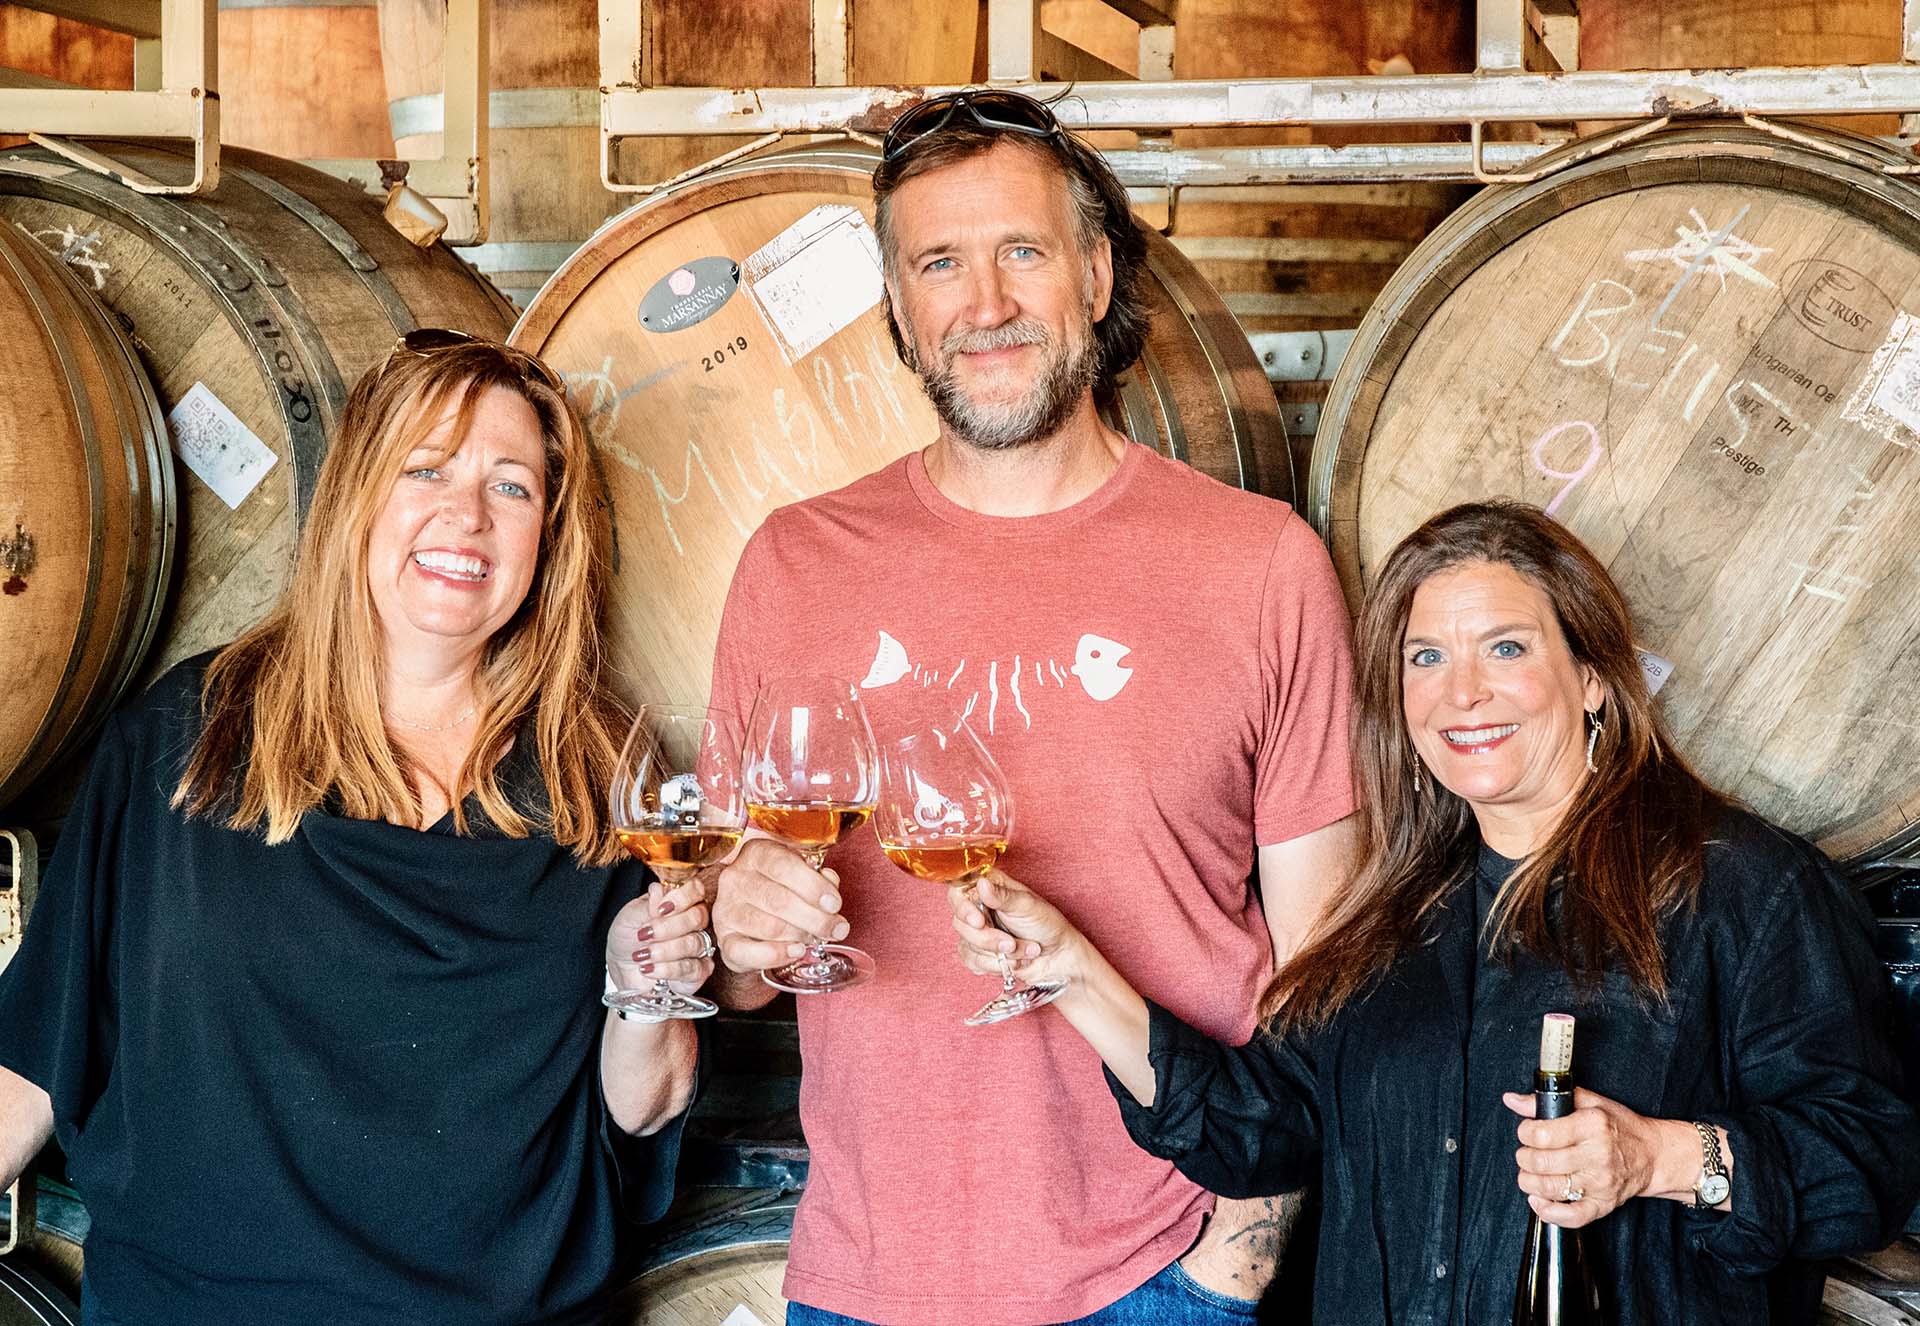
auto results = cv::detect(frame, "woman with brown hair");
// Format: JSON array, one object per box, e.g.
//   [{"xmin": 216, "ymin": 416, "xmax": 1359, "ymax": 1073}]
[
  {"xmin": 950, "ymin": 500, "xmax": 1920, "ymax": 1323},
  {"xmin": 0, "ymin": 335, "xmax": 711, "ymax": 1325}
]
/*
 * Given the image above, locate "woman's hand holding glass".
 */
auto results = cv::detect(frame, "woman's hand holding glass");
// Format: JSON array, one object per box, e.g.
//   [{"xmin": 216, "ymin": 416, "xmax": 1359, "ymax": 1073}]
[
  {"xmin": 605, "ymin": 876, "xmax": 716, "ymax": 1004},
  {"xmin": 948, "ymin": 870, "xmax": 1088, "ymax": 990},
  {"xmin": 877, "ymin": 722, "xmax": 1062, "ymax": 1025},
  {"xmin": 606, "ymin": 703, "xmax": 744, "ymax": 1019}
]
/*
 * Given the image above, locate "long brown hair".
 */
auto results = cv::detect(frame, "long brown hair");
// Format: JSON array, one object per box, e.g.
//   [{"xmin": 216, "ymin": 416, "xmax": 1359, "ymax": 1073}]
[
  {"xmin": 1261, "ymin": 501, "xmax": 1724, "ymax": 1031},
  {"xmin": 173, "ymin": 339, "xmax": 627, "ymax": 863}
]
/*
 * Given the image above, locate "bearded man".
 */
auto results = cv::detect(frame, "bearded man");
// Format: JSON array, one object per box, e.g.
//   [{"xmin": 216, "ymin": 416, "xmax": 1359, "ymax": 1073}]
[{"xmin": 705, "ymin": 90, "xmax": 1360, "ymax": 1325}]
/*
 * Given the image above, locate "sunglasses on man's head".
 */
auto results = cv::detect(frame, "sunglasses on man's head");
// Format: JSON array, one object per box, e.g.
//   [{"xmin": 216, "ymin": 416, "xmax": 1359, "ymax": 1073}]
[
  {"xmin": 880, "ymin": 89, "xmax": 1065, "ymax": 161},
  {"xmin": 388, "ymin": 327, "xmax": 567, "ymax": 395}
]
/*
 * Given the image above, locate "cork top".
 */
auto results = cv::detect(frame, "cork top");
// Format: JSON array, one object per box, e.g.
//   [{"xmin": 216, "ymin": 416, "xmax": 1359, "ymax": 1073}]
[{"xmin": 1539, "ymin": 1013, "xmax": 1575, "ymax": 1073}]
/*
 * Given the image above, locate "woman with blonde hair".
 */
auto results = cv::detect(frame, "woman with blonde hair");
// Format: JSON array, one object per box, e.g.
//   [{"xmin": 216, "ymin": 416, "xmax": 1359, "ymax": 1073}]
[
  {"xmin": 950, "ymin": 500, "xmax": 1920, "ymax": 1323},
  {"xmin": 0, "ymin": 332, "xmax": 710, "ymax": 1326}
]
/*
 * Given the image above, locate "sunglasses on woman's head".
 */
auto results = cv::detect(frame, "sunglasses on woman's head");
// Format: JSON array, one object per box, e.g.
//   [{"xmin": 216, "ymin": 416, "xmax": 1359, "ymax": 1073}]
[
  {"xmin": 388, "ymin": 327, "xmax": 567, "ymax": 395},
  {"xmin": 880, "ymin": 89, "xmax": 1065, "ymax": 161}
]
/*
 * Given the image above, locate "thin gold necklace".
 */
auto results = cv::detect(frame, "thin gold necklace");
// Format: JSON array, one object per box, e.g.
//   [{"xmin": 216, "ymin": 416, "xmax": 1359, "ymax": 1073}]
[{"xmin": 384, "ymin": 705, "xmax": 477, "ymax": 734}]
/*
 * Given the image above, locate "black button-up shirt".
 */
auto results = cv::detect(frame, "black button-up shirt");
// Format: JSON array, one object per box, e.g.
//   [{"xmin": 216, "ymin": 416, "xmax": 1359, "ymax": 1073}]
[{"xmin": 1110, "ymin": 811, "xmax": 1920, "ymax": 1325}]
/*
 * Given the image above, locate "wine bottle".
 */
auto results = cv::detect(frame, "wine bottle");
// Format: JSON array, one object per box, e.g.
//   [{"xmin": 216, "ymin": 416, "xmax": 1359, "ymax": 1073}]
[{"xmin": 1513, "ymin": 1013, "xmax": 1607, "ymax": 1325}]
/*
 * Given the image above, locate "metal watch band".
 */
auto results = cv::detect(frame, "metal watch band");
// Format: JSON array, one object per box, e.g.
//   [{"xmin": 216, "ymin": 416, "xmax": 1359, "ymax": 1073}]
[{"xmin": 1693, "ymin": 1120, "xmax": 1728, "ymax": 1208}]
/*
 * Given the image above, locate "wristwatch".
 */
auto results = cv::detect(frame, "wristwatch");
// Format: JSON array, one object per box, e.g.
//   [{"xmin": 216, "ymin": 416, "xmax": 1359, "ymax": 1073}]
[{"xmin": 1692, "ymin": 1121, "xmax": 1731, "ymax": 1208}]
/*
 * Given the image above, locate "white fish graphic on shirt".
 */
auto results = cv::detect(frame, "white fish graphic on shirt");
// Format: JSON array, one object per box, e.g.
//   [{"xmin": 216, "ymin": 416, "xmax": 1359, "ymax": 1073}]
[
  {"xmin": 861, "ymin": 630, "xmax": 912, "ymax": 688},
  {"xmin": 1068, "ymin": 634, "xmax": 1133, "ymax": 701},
  {"xmin": 855, "ymin": 629, "xmax": 1136, "ymax": 732}
]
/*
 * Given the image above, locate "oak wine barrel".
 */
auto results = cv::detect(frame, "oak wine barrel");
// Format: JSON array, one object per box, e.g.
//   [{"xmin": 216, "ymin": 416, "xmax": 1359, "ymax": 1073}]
[
  {"xmin": 508, "ymin": 138, "xmax": 1289, "ymax": 711},
  {"xmin": 611, "ymin": 1193, "xmax": 794, "ymax": 1326},
  {"xmin": 0, "ymin": 215, "xmax": 171, "ymax": 806},
  {"xmin": 0, "ymin": 141, "xmax": 513, "ymax": 811},
  {"xmin": 1311, "ymin": 120, "xmax": 1920, "ymax": 868},
  {"xmin": 0, "ymin": 1176, "xmax": 85, "ymax": 1320},
  {"xmin": 0, "ymin": 1262, "xmax": 75, "ymax": 1326}
]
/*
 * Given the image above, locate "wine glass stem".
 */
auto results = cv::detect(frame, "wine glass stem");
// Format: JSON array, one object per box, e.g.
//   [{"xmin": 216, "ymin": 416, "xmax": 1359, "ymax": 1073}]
[
  {"xmin": 966, "ymin": 886, "xmax": 1019, "ymax": 992},
  {"xmin": 802, "ymin": 847, "xmax": 832, "ymax": 962},
  {"xmin": 649, "ymin": 867, "xmax": 694, "ymax": 996}
]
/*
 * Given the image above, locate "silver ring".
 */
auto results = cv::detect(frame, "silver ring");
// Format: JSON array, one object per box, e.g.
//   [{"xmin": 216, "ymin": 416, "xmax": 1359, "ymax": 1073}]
[
  {"xmin": 694, "ymin": 930, "xmax": 717, "ymax": 961},
  {"xmin": 1561, "ymin": 1176, "xmax": 1584, "ymax": 1203}
]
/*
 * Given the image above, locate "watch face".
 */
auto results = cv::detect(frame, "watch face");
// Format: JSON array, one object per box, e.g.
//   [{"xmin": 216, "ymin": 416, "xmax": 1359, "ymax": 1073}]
[{"xmin": 1699, "ymin": 1173, "xmax": 1731, "ymax": 1205}]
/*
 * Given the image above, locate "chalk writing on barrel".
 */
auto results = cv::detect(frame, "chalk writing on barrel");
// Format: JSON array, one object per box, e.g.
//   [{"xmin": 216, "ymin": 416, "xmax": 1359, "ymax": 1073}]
[{"xmin": 1529, "ymin": 421, "xmax": 1602, "ymax": 518}]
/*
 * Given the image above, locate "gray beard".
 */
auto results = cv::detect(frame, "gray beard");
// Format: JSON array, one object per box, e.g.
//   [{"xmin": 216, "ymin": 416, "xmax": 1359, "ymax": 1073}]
[{"xmin": 912, "ymin": 317, "xmax": 1099, "ymax": 452}]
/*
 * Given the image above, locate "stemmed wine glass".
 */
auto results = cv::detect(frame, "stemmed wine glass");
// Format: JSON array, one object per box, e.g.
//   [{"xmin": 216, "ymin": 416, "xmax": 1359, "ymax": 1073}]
[
  {"xmin": 744, "ymin": 675, "xmax": 880, "ymax": 994},
  {"xmin": 875, "ymin": 721, "xmax": 1063, "ymax": 1026},
  {"xmin": 606, "ymin": 704, "xmax": 745, "ymax": 1020}
]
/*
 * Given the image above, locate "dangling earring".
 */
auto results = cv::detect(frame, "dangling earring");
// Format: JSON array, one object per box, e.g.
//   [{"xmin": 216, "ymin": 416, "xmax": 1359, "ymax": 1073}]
[
  {"xmin": 1411, "ymin": 759, "xmax": 1423, "ymax": 793},
  {"xmin": 1584, "ymin": 708, "xmax": 1603, "ymax": 773}
]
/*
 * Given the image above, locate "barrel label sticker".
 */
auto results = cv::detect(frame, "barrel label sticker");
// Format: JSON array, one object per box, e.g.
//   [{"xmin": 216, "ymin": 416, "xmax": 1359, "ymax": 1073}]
[
  {"xmin": 721, "ymin": 1309, "xmax": 770, "ymax": 1326},
  {"xmin": 1842, "ymin": 310, "xmax": 1920, "ymax": 449},
  {"xmin": 1782, "ymin": 259, "xmax": 1897, "ymax": 354},
  {"xmin": 638, "ymin": 256, "xmax": 740, "ymax": 334},
  {"xmin": 168, "ymin": 382, "xmax": 278, "ymax": 510},
  {"xmin": 743, "ymin": 205, "xmax": 884, "ymax": 362}
]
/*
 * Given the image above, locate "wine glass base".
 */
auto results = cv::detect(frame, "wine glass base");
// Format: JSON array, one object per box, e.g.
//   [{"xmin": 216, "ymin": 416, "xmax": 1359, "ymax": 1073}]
[
  {"xmin": 763, "ymin": 944, "xmax": 877, "ymax": 995},
  {"xmin": 603, "ymin": 987, "xmax": 719, "ymax": 1021},
  {"xmin": 965, "ymin": 979, "xmax": 1067, "ymax": 1026}
]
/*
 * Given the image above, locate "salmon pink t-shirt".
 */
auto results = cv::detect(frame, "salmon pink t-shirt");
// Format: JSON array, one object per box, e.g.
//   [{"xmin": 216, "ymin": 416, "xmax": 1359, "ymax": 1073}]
[{"xmin": 710, "ymin": 444, "xmax": 1354, "ymax": 1325}]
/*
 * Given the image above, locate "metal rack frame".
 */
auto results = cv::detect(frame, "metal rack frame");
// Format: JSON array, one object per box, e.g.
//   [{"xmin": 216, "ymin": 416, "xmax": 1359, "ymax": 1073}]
[
  {"xmin": 0, "ymin": 0, "xmax": 214, "ymax": 194},
  {"xmin": 599, "ymin": 0, "xmax": 1920, "ymax": 190},
  {"xmin": 0, "ymin": 0, "xmax": 488, "ymax": 239},
  {"xmin": 303, "ymin": 0, "xmax": 490, "ymax": 243}
]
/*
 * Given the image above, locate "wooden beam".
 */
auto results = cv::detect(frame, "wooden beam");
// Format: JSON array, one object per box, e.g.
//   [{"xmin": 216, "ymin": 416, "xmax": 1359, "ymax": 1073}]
[
  {"xmin": 1095, "ymin": 0, "xmax": 1175, "ymax": 26},
  {"xmin": 1038, "ymin": 31, "xmax": 1133, "ymax": 83},
  {"xmin": 1223, "ymin": 291, "xmax": 1376, "ymax": 319},
  {"xmin": 1528, "ymin": 0, "xmax": 1579, "ymax": 71},
  {"xmin": 14, "ymin": 1, "xmax": 162, "ymax": 39},
  {"xmin": 1171, "ymin": 235, "xmax": 1417, "ymax": 264}
]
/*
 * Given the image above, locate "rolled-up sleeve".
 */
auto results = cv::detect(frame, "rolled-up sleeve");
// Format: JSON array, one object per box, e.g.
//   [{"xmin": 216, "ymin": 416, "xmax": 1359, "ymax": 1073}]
[
  {"xmin": 599, "ymin": 1016, "xmax": 707, "ymax": 1226},
  {"xmin": 1690, "ymin": 850, "xmax": 1920, "ymax": 1273},
  {"xmin": 0, "ymin": 714, "xmax": 129, "ymax": 1139},
  {"xmin": 1104, "ymin": 998, "xmax": 1323, "ymax": 1200}
]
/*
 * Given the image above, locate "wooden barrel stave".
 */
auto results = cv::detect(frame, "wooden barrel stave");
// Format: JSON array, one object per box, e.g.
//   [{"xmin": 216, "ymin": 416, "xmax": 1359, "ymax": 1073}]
[
  {"xmin": 0, "ymin": 216, "xmax": 172, "ymax": 805},
  {"xmin": 1312, "ymin": 122, "xmax": 1920, "ymax": 866},
  {"xmin": 510, "ymin": 139, "xmax": 1289, "ymax": 713},
  {"xmin": 0, "ymin": 143, "xmax": 511, "ymax": 812},
  {"xmin": 612, "ymin": 1191, "xmax": 794, "ymax": 1326}
]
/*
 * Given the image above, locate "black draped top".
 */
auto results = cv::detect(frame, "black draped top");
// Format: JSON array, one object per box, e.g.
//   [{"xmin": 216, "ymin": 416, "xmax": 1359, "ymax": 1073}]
[
  {"xmin": 1110, "ymin": 810, "xmax": 1920, "ymax": 1326},
  {"xmin": 0, "ymin": 657, "xmax": 685, "ymax": 1326}
]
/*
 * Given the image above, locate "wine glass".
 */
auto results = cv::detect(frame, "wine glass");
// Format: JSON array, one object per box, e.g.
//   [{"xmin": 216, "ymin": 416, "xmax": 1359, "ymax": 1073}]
[
  {"xmin": 743, "ymin": 675, "xmax": 880, "ymax": 994},
  {"xmin": 606, "ymin": 704, "xmax": 745, "ymax": 1020},
  {"xmin": 874, "ymin": 722, "xmax": 1063, "ymax": 1026}
]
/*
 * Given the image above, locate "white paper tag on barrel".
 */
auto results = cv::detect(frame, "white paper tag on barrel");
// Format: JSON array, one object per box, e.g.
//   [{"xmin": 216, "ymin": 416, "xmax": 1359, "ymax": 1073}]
[
  {"xmin": 1636, "ymin": 649, "xmax": 1675, "ymax": 697},
  {"xmin": 720, "ymin": 1307, "xmax": 771, "ymax": 1326},
  {"xmin": 744, "ymin": 205, "xmax": 885, "ymax": 362},
  {"xmin": 167, "ymin": 382, "xmax": 278, "ymax": 510}
]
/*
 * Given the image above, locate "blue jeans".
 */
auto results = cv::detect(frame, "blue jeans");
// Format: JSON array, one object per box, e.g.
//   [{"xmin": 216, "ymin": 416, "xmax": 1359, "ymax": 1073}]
[{"xmin": 785, "ymin": 1258, "xmax": 1261, "ymax": 1325}]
